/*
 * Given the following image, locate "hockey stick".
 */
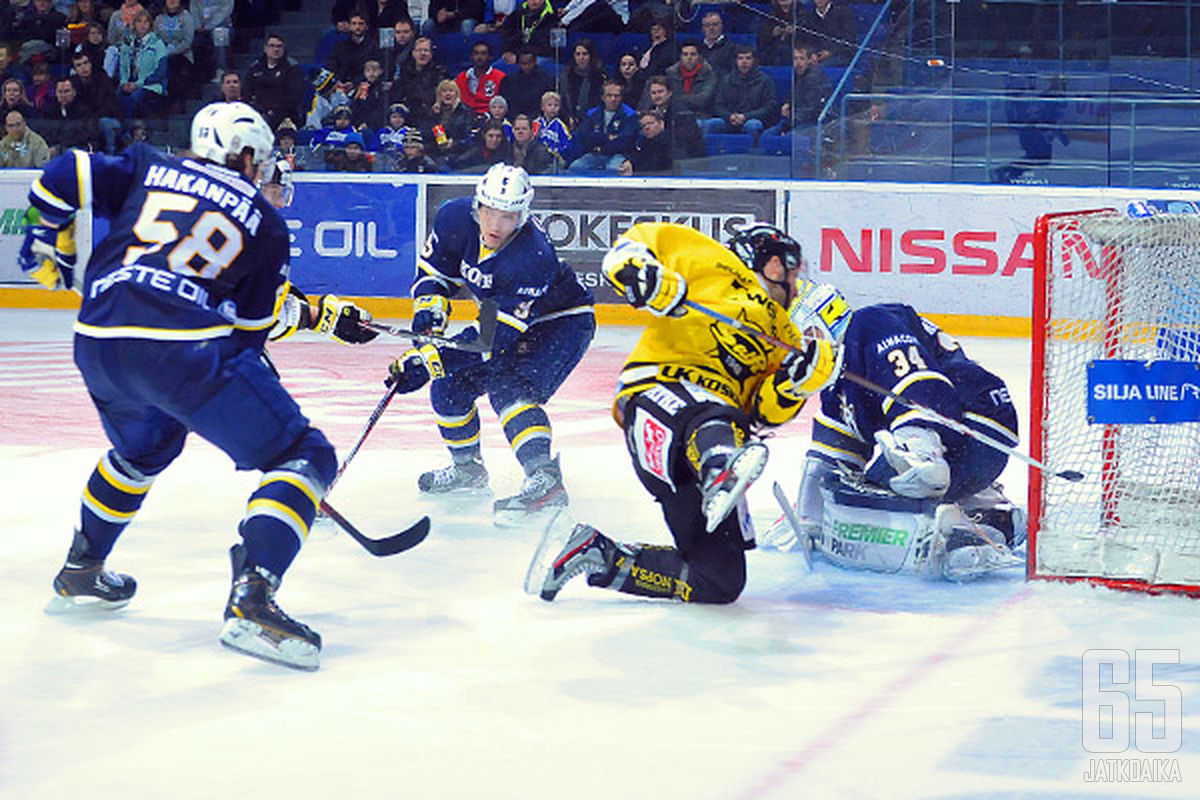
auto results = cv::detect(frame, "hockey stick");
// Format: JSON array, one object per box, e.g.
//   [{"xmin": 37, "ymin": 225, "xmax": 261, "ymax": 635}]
[
  {"xmin": 328, "ymin": 383, "xmax": 398, "ymax": 494},
  {"xmin": 362, "ymin": 297, "xmax": 499, "ymax": 354},
  {"xmin": 680, "ymin": 298, "xmax": 1085, "ymax": 482},
  {"xmin": 771, "ymin": 481, "xmax": 813, "ymax": 571},
  {"xmin": 319, "ymin": 499, "xmax": 430, "ymax": 557}
]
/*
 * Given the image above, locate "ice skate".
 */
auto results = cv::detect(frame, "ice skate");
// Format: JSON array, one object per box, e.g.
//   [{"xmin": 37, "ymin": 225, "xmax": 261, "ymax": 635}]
[
  {"xmin": 219, "ymin": 544, "xmax": 320, "ymax": 672},
  {"xmin": 45, "ymin": 529, "xmax": 137, "ymax": 614},
  {"xmin": 494, "ymin": 455, "xmax": 568, "ymax": 528},
  {"xmin": 524, "ymin": 511, "xmax": 621, "ymax": 601},
  {"xmin": 701, "ymin": 441, "xmax": 769, "ymax": 533},
  {"xmin": 417, "ymin": 457, "xmax": 490, "ymax": 495}
]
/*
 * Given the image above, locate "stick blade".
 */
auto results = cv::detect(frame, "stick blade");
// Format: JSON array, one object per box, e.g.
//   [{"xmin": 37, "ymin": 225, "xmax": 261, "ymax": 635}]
[{"xmin": 320, "ymin": 501, "xmax": 431, "ymax": 557}]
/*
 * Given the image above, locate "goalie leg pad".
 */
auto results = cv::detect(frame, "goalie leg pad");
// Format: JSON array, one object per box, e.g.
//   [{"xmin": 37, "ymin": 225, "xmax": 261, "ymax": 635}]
[
  {"xmin": 935, "ymin": 503, "xmax": 1024, "ymax": 581},
  {"xmin": 816, "ymin": 473, "xmax": 941, "ymax": 576}
]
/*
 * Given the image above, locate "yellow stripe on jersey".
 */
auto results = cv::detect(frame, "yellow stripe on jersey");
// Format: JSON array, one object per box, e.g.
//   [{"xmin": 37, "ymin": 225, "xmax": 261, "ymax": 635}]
[
  {"xmin": 74, "ymin": 149, "xmax": 91, "ymax": 213},
  {"xmin": 73, "ymin": 321, "xmax": 235, "ymax": 340},
  {"xmin": 880, "ymin": 370, "xmax": 955, "ymax": 415},
  {"xmin": 247, "ymin": 498, "xmax": 309, "ymax": 541},
  {"xmin": 32, "ymin": 177, "xmax": 73, "ymax": 213},
  {"xmin": 260, "ymin": 470, "xmax": 323, "ymax": 507}
]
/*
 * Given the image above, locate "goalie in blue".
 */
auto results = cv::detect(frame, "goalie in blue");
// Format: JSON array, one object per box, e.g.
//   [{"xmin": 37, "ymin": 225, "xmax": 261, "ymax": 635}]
[
  {"xmin": 762, "ymin": 283, "xmax": 1027, "ymax": 581},
  {"xmin": 385, "ymin": 164, "xmax": 595, "ymax": 527},
  {"xmin": 22, "ymin": 102, "xmax": 377, "ymax": 671}
]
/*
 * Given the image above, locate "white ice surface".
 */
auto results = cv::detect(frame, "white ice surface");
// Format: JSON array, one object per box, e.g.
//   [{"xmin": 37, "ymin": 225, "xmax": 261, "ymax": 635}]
[{"xmin": 1, "ymin": 309, "xmax": 1196, "ymax": 800}]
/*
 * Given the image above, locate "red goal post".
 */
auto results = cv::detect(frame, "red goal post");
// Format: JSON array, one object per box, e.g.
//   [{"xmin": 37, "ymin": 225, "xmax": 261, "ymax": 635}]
[{"xmin": 1029, "ymin": 205, "xmax": 1200, "ymax": 596}]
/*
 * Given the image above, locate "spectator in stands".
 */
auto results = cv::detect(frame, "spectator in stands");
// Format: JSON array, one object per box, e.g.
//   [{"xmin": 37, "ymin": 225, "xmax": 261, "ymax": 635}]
[
  {"xmin": 15, "ymin": 0, "xmax": 67, "ymax": 51},
  {"xmin": 757, "ymin": 0, "xmax": 797, "ymax": 67},
  {"xmin": 0, "ymin": 109, "xmax": 50, "ymax": 167},
  {"xmin": 107, "ymin": 0, "xmax": 144, "ymax": 46},
  {"xmin": 66, "ymin": 0, "xmax": 103, "ymax": 35},
  {"xmin": 271, "ymin": 118, "xmax": 307, "ymax": 170},
  {"xmin": 314, "ymin": 103, "xmax": 355, "ymax": 144},
  {"xmin": 498, "ymin": 0, "xmax": 558, "ymax": 64},
  {"xmin": 42, "ymin": 76, "xmax": 99, "ymax": 154},
  {"xmin": 364, "ymin": 0, "xmax": 409, "ymax": 30},
  {"xmin": 702, "ymin": 45, "xmax": 776, "ymax": 145},
  {"xmin": 391, "ymin": 37, "xmax": 446, "ymax": 130},
  {"xmin": 191, "ymin": 0, "xmax": 233, "ymax": 85},
  {"xmin": 329, "ymin": 130, "xmax": 374, "ymax": 172},
  {"xmin": 70, "ymin": 50, "xmax": 120, "ymax": 152},
  {"xmin": 156, "ymin": 0, "xmax": 195, "ymax": 109},
  {"xmin": 485, "ymin": 94, "xmax": 513, "ymax": 138},
  {"xmin": 617, "ymin": 109, "xmax": 672, "ymax": 175},
  {"xmin": 762, "ymin": 42, "xmax": 831, "ymax": 137},
  {"xmin": 116, "ymin": 8, "xmax": 167, "ymax": 118},
  {"xmin": 424, "ymin": 0, "xmax": 485, "ymax": 37},
  {"xmin": 507, "ymin": 112, "xmax": 557, "ymax": 173},
  {"xmin": 639, "ymin": 74, "xmax": 704, "ymax": 159},
  {"xmin": 799, "ymin": 0, "xmax": 858, "ymax": 67},
  {"xmin": 429, "ymin": 78, "xmax": 475, "ymax": 159},
  {"xmin": 29, "ymin": 63, "xmax": 55, "ymax": 116},
  {"xmin": 245, "ymin": 33, "xmax": 305, "ymax": 129},
  {"xmin": 452, "ymin": 119, "xmax": 512, "ymax": 171},
  {"xmin": 562, "ymin": 39, "xmax": 605, "ymax": 129},
  {"xmin": 0, "ymin": 44, "xmax": 29, "ymax": 88},
  {"xmin": 305, "ymin": 67, "xmax": 341, "ymax": 128},
  {"xmin": 665, "ymin": 40, "xmax": 716, "ymax": 118},
  {"xmin": 640, "ymin": 18, "xmax": 676, "ymax": 78},
  {"xmin": 612, "ymin": 50, "xmax": 645, "ymax": 110},
  {"xmin": 372, "ymin": 102, "xmax": 413, "ymax": 169},
  {"xmin": 534, "ymin": 89, "xmax": 571, "ymax": 160},
  {"xmin": 499, "ymin": 45, "xmax": 554, "ymax": 118},
  {"xmin": 398, "ymin": 129, "xmax": 445, "ymax": 172},
  {"xmin": 351, "ymin": 58, "xmax": 389, "ymax": 130},
  {"xmin": 331, "ymin": 0, "xmax": 360, "ymax": 31},
  {"xmin": 559, "ymin": 0, "xmax": 628, "ymax": 35},
  {"xmin": 568, "ymin": 79, "xmax": 636, "ymax": 173},
  {"xmin": 455, "ymin": 40, "xmax": 504, "ymax": 116},
  {"xmin": 699, "ymin": 10, "xmax": 735, "ymax": 76},
  {"xmin": 76, "ymin": 24, "xmax": 111, "ymax": 77},
  {"xmin": 329, "ymin": 12, "xmax": 381, "ymax": 83},
  {"xmin": 1, "ymin": 78, "xmax": 38, "ymax": 121},
  {"xmin": 384, "ymin": 17, "xmax": 416, "ymax": 82},
  {"xmin": 220, "ymin": 69, "xmax": 242, "ymax": 101}
]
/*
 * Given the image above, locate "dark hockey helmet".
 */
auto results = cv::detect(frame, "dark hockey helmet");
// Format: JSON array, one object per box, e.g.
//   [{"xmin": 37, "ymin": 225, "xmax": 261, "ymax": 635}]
[{"xmin": 726, "ymin": 223, "xmax": 803, "ymax": 275}]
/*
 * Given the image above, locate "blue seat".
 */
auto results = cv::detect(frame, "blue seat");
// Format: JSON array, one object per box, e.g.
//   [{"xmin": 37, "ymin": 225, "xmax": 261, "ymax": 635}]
[
  {"xmin": 760, "ymin": 66, "xmax": 792, "ymax": 108},
  {"xmin": 703, "ymin": 132, "xmax": 754, "ymax": 155},
  {"xmin": 314, "ymin": 30, "xmax": 347, "ymax": 66},
  {"xmin": 757, "ymin": 133, "xmax": 811, "ymax": 159}
]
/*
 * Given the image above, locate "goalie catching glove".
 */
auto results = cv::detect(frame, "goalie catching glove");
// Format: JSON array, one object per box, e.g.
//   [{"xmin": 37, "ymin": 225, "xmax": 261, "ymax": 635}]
[
  {"xmin": 19, "ymin": 210, "xmax": 77, "ymax": 291},
  {"xmin": 602, "ymin": 239, "xmax": 687, "ymax": 317},
  {"xmin": 864, "ymin": 425, "xmax": 951, "ymax": 499},
  {"xmin": 385, "ymin": 343, "xmax": 445, "ymax": 393}
]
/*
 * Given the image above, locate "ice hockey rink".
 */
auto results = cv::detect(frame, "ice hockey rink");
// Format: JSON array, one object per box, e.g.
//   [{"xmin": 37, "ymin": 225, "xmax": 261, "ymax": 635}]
[{"xmin": 2, "ymin": 308, "xmax": 1196, "ymax": 799}]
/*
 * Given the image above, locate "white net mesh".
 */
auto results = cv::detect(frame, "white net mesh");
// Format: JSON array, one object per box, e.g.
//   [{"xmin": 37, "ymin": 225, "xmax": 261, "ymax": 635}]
[{"xmin": 1034, "ymin": 211, "xmax": 1200, "ymax": 588}]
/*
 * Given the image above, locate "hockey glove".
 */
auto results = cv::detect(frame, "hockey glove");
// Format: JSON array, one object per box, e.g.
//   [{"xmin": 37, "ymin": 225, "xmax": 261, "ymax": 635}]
[
  {"xmin": 385, "ymin": 343, "xmax": 445, "ymax": 393},
  {"xmin": 412, "ymin": 294, "xmax": 450, "ymax": 335},
  {"xmin": 602, "ymin": 239, "xmax": 687, "ymax": 317},
  {"xmin": 315, "ymin": 294, "xmax": 379, "ymax": 344},
  {"xmin": 773, "ymin": 339, "xmax": 839, "ymax": 401},
  {"xmin": 19, "ymin": 217, "xmax": 77, "ymax": 291}
]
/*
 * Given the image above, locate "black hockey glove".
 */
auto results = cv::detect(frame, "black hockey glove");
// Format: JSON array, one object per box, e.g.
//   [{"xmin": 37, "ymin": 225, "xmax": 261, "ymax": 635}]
[
  {"xmin": 385, "ymin": 343, "xmax": 445, "ymax": 393},
  {"xmin": 412, "ymin": 294, "xmax": 449, "ymax": 335},
  {"xmin": 315, "ymin": 294, "xmax": 379, "ymax": 344}
]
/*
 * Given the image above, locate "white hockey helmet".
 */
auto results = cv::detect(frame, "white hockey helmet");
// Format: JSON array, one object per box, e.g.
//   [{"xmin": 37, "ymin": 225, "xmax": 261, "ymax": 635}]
[
  {"xmin": 473, "ymin": 163, "xmax": 534, "ymax": 226},
  {"xmin": 190, "ymin": 101, "xmax": 275, "ymax": 174}
]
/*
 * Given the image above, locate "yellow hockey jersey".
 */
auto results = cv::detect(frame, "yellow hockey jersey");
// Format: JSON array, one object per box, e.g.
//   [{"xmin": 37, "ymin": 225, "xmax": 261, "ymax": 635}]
[{"xmin": 612, "ymin": 223, "xmax": 810, "ymax": 428}]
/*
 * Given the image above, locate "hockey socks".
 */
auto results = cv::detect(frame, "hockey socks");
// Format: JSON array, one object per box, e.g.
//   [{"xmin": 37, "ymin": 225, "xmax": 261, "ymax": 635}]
[{"xmin": 79, "ymin": 450, "xmax": 156, "ymax": 559}]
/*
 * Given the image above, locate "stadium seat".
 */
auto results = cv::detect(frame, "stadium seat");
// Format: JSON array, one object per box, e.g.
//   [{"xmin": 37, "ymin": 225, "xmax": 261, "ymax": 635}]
[{"xmin": 703, "ymin": 133, "xmax": 754, "ymax": 155}]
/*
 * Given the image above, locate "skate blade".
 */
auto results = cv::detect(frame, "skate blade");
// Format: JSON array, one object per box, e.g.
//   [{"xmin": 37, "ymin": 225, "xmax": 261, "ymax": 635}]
[
  {"xmin": 494, "ymin": 501, "xmax": 566, "ymax": 530},
  {"xmin": 44, "ymin": 594, "xmax": 131, "ymax": 615},
  {"xmin": 704, "ymin": 445, "xmax": 769, "ymax": 533},
  {"xmin": 522, "ymin": 509, "xmax": 576, "ymax": 596},
  {"xmin": 219, "ymin": 618, "xmax": 319, "ymax": 672}
]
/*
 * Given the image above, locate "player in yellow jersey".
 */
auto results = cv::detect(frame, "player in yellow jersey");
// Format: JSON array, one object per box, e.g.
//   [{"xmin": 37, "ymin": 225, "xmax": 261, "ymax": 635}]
[{"xmin": 525, "ymin": 222, "xmax": 840, "ymax": 604}]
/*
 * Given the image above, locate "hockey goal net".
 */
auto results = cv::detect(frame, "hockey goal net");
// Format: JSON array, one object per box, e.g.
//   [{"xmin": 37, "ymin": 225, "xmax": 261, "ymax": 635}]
[{"xmin": 1030, "ymin": 206, "xmax": 1200, "ymax": 595}]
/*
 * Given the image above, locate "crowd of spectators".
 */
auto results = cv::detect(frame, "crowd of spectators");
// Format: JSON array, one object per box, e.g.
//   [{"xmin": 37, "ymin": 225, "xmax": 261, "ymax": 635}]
[{"xmin": 0, "ymin": 0, "xmax": 862, "ymax": 173}]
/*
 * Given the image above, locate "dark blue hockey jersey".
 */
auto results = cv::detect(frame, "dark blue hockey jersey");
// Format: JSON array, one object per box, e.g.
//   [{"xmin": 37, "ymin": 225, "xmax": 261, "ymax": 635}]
[
  {"xmin": 811, "ymin": 303, "xmax": 1018, "ymax": 468},
  {"xmin": 413, "ymin": 196, "xmax": 593, "ymax": 353},
  {"xmin": 29, "ymin": 144, "xmax": 290, "ymax": 351}
]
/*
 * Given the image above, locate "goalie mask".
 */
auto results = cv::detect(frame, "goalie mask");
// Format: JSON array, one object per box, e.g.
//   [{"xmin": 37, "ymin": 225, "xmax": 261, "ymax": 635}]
[
  {"xmin": 726, "ymin": 222, "xmax": 804, "ymax": 303},
  {"xmin": 789, "ymin": 281, "xmax": 852, "ymax": 384}
]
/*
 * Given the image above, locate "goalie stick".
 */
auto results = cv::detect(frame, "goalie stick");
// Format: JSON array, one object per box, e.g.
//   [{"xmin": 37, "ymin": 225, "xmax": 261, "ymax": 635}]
[
  {"xmin": 771, "ymin": 481, "xmax": 813, "ymax": 571},
  {"xmin": 680, "ymin": 298, "xmax": 1085, "ymax": 483},
  {"xmin": 320, "ymin": 499, "xmax": 430, "ymax": 557},
  {"xmin": 363, "ymin": 298, "xmax": 499, "ymax": 354}
]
